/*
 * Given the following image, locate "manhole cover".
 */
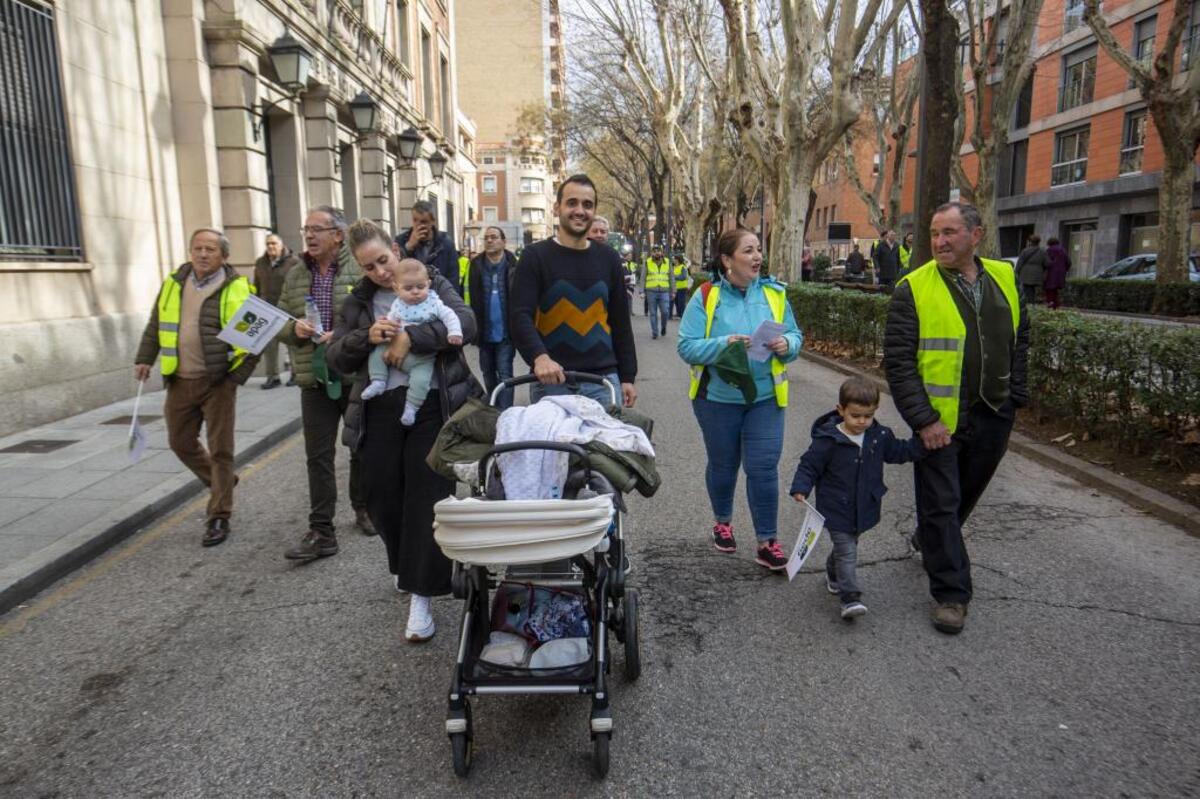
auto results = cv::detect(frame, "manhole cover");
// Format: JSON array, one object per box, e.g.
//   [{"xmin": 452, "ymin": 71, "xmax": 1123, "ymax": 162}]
[
  {"xmin": 0, "ymin": 439, "xmax": 79, "ymax": 454},
  {"xmin": 102, "ymin": 415, "xmax": 161, "ymax": 425}
]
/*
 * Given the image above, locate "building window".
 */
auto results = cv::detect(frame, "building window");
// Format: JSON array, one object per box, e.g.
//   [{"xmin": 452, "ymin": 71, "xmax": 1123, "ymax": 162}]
[
  {"xmin": 445, "ymin": 200, "xmax": 455, "ymax": 243},
  {"xmin": 482, "ymin": 175, "xmax": 497, "ymax": 194},
  {"xmin": 1119, "ymin": 110, "xmax": 1146, "ymax": 174},
  {"xmin": 520, "ymin": 177, "xmax": 544, "ymax": 194},
  {"xmin": 1013, "ymin": 74, "xmax": 1034, "ymax": 129},
  {"xmin": 482, "ymin": 156, "xmax": 494, "ymax": 165},
  {"xmin": 482, "ymin": 206, "xmax": 498, "ymax": 222},
  {"xmin": 997, "ymin": 139, "xmax": 1028, "ymax": 197},
  {"xmin": 1059, "ymin": 46, "xmax": 1096, "ymax": 112},
  {"xmin": 1133, "ymin": 16, "xmax": 1157, "ymax": 68},
  {"xmin": 521, "ymin": 207, "xmax": 545, "ymax": 224},
  {"xmin": 439, "ymin": 54, "xmax": 452, "ymax": 135},
  {"xmin": 427, "ymin": 192, "xmax": 440, "ymax": 226},
  {"xmin": 0, "ymin": 0, "xmax": 83, "ymax": 262},
  {"xmin": 420, "ymin": 29, "xmax": 435, "ymax": 122},
  {"xmin": 1051, "ymin": 126, "xmax": 1090, "ymax": 186},
  {"xmin": 1184, "ymin": 4, "xmax": 1200, "ymax": 69},
  {"xmin": 831, "ymin": 204, "xmax": 837, "ymax": 222},
  {"xmin": 394, "ymin": 1, "xmax": 410, "ymax": 65},
  {"xmin": 1064, "ymin": 0, "xmax": 1086, "ymax": 34}
]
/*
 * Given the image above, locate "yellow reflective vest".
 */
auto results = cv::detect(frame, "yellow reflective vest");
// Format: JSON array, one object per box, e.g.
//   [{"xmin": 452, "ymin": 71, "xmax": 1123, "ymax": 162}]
[
  {"xmin": 458, "ymin": 256, "xmax": 471, "ymax": 304},
  {"xmin": 898, "ymin": 258, "xmax": 1020, "ymax": 433},
  {"xmin": 672, "ymin": 260, "xmax": 688, "ymax": 285},
  {"xmin": 898, "ymin": 244, "xmax": 911, "ymax": 272},
  {"xmin": 155, "ymin": 272, "xmax": 251, "ymax": 376},
  {"xmin": 644, "ymin": 258, "xmax": 671, "ymax": 290},
  {"xmin": 687, "ymin": 282, "xmax": 790, "ymax": 407}
]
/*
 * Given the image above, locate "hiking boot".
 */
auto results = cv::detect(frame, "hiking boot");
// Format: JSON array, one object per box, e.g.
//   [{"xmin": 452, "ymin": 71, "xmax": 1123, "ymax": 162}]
[
  {"xmin": 284, "ymin": 530, "xmax": 339, "ymax": 561},
  {"xmin": 355, "ymin": 508, "xmax": 377, "ymax": 536},
  {"xmin": 840, "ymin": 600, "xmax": 868, "ymax": 620},
  {"xmin": 755, "ymin": 539, "xmax": 788, "ymax": 571},
  {"xmin": 932, "ymin": 602, "xmax": 968, "ymax": 635},
  {"xmin": 712, "ymin": 522, "xmax": 736, "ymax": 553},
  {"xmin": 405, "ymin": 595, "xmax": 435, "ymax": 642},
  {"xmin": 202, "ymin": 518, "xmax": 229, "ymax": 547}
]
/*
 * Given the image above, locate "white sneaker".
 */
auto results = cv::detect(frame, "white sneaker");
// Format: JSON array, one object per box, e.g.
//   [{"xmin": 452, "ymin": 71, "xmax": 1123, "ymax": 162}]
[
  {"xmin": 840, "ymin": 600, "xmax": 868, "ymax": 620},
  {"xmin": 405, "ymin": 594, "xmax": 435, "ymax": 642},
  {"xmin": 393, "ymin": 574, "xmax": 407, "ymax": 595}
]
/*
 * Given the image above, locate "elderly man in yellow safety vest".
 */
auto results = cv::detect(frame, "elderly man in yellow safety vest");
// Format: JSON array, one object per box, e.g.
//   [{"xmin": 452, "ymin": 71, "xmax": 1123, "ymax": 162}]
[
  {"xmin": 883, "ymin": 202, "xmax": 1029, "ymax": 636},
  {"xmin": 134, "ymin": 228, "xmax": 259, "ymax": 548}
]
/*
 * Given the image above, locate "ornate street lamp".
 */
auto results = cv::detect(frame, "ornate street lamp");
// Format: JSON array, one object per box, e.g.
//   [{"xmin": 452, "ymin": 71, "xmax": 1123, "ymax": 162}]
[
  {"xmin": 427, "ymin": 149, "xmax": 448, "ymax": 182},
  {"xmin": 252, "ymin": 31, "xmax": 314, "ymax": 141},
  {"xmin": 348, "ymin": 91, "xmax": 378, "ymax": 137},
  {"xmin": 396, "ymin": 126, "xmax": 424, "ymax": 163}
]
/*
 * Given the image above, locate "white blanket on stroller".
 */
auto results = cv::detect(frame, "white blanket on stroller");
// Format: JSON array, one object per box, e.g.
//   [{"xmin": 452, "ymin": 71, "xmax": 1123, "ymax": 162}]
[{"xmin": 495, "ymin": 395, "xmax": 655, "ymax": 500}]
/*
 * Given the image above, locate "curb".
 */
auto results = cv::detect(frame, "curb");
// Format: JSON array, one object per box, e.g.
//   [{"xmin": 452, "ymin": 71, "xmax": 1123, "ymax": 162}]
[
  {"xmin": 798, "ymin": 350, "xmax": 1200, "ymax": 539},
  {"xmin": 0, "ymin": 416, "xmax": 303, "ymax": 616}
]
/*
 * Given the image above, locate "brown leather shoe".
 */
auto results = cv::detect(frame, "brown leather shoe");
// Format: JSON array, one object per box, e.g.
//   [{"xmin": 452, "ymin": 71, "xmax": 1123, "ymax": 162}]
[
  {"xmin": 932, "ymin": 602, "xmax": 968, "ymax": 635},
  {"xmin": 284, "ymin": 530, "xmax": 339, "ymax": 561},
  {"xmin": 203, "ymin": 518, "xmax": 230, "ymax": 547},
  {"xmin": 355, "ymin": 508, "xmax": 377, "ymax": 536}
]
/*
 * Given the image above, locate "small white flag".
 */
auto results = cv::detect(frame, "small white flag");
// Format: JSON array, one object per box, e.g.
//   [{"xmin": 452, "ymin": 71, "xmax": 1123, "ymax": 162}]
[
  {"xmin": 786, "ymin": 499, "xmax": 826, "ymax": 581},
  {"xmin": 128, "ymin": 381, "xmax": 148, "ymax": 464},
  {"xmin": 217, "ymin": 294, "xmax": 296, "ymax": 355}
]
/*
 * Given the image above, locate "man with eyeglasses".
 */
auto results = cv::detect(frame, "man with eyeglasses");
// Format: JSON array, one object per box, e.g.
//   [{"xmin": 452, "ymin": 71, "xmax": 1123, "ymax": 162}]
[
  {"xmin": 465, "ymin": 226, "xmax": 518, "ymax": 409},
  {"xmin": 278, "ymin": 206, "xmax": 373, "ymax": 562}
]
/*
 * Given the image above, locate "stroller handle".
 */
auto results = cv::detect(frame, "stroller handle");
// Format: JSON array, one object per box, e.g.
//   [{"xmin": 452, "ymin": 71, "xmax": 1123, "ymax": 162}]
[
  {"xmin": 489, "ymin": 371, "xmax": 618, "ymax": 408},
  {"xmin": 478, "ymin": 440, "xmax": 593, "ymax": 488}
]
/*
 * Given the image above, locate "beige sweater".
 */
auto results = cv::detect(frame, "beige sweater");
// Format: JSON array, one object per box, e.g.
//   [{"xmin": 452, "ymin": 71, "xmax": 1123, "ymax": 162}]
[{"xmin": 177, "ymin": 277, "xmax": 224, "ymax": 378}]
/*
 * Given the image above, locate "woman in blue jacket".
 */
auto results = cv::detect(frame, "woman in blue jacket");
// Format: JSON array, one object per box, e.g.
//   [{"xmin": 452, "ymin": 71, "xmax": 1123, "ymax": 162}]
[{"xmin": 677, "ymin": 229, "xmax": 803, "ymax": 571}]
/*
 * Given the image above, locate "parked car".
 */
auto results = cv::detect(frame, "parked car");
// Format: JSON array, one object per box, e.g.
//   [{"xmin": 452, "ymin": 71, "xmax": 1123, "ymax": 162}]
[{"xmin": 1093, "ymin": 254, "xmax": 1200, "ymax": 282}]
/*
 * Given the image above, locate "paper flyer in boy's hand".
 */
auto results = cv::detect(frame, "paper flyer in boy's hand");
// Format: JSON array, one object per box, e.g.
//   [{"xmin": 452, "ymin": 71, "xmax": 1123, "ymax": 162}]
[
  {"xmin": 746, "ymin": 319, "xmax": 788, "ymax": 362},
  {"xmin": 786, "ymin": 499, "xmax": 825, "ymax": 581},
  {"xmin": 217, "ymin": 294, "xmax": 295, "ymax": 355}
]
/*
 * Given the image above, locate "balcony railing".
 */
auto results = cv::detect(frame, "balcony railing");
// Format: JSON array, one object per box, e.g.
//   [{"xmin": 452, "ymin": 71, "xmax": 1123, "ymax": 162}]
[
  {"xmin": 1064, "ymin": 4, "xmax": 1085, "ymax": 34},
  {"xmin": 1051, "ymin": 157, "xmax": 1088, "ymax": 186},
  {"xmin": 1183, "ymin": 24, "xmax": 1200, "ymax": 69},
  {"xmin": 1058, "ymin": 74, "xmax": 1095, "ymax": 112},
  {"xmin": 1119, "ymin": 146, "xmax": 1144, "ymax": 175}
]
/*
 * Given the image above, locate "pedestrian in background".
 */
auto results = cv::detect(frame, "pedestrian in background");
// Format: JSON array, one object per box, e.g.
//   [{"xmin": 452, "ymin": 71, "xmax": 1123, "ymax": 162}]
[
  {"xmin": 1015, "ymin": 235, "xmax": 1047, "ymax": 306},
  {"xmin": 331, "ymin": 219, "xmax": 480, "ymax": 642},
  {"xmin": 134, "ymin": 229, "xmax": 258, "ymax": 547},
  {"xmin": 789, "ymin": 377, "xmax": 921, "ymax": 620},
  {"xmin": 672, "ymin": 253, "xmax": 690, "ymax": 318},
  {"xmin": 587, "ymin": 215, "xmax": 611, "ymax": 246},
  {"xmin": 279, "ymin": 206, "xmax": 372, "ymax": 562},
  {"xmin": 252, "ymin": 233, "xmax": 299, "ymax": 389},
  {"xmin": 1043, "ymin": 237, "xmax": 1070, "ymax": 309},
  {"xmin": 801, "ymin": 244, "xmax": 814, "ymax": 282},
  {"xmin": 643, "ymin": 244, "xmax": 673, "ymax": 340},
  {"xmin": 898, "ymin": 232, "xmax": 914, "ymax": 276},
  {"xmin": 845, "ymin": 243, "xmax": 867, "ymax": 279},
  {"xmin": 873, "ymin": 229, "xmax": 901, "ymax": 288},
  {"xmin": 467, "ymin": 226, "xmax": 518, "ymax": 409},
  {"xmin": 395, "ymin": 200, "xmax": 458, "ymax": 284},
  {"xmin": 883, "ymin": 202, "xmax": 1029, "ymax": 635},
  {"xmin": 677, "ymin": 227, "xmax": 802, "ymax": 572}
]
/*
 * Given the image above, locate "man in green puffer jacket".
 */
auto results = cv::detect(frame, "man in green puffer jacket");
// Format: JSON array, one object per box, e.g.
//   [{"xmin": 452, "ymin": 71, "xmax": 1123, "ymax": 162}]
[{"xmin": 277, "ymin": 206, "xmax": 371, "ymax": 561}]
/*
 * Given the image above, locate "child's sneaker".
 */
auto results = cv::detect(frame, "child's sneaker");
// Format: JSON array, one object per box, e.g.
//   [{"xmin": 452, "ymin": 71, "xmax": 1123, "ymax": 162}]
[
  {"xmin": 826, "ymin": 574, "xmax": 840, "ymax": 594},
  {"xmin": 712, "ymin": 522, "xmax": 736, "ymax": 553},
  {"xmin": 755, "ymin": 539, "xmax": 787, "ymax": 571},
  {"xmin": 400, "ymin": 404, "xmax": 418, "ymax": 426},
  {"xmin": 840, "ymin": 600, "xmax": 868, "ymax": 620},
  {"xmin": 361, "ymin": 379, "xmax": 387, "ymax": 400}
]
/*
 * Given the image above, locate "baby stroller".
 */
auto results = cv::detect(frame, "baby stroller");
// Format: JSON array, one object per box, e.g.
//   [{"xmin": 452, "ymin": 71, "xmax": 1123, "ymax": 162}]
[{"xmin": 433, "ymin": 373, "xmax": 642, "ymax": 779}]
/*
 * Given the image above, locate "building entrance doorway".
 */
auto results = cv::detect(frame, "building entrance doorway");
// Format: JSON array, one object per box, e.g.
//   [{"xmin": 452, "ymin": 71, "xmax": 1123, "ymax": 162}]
[{"xmin": 1062, "ymin": 220, "xmax": 1098, "ymax": 277}]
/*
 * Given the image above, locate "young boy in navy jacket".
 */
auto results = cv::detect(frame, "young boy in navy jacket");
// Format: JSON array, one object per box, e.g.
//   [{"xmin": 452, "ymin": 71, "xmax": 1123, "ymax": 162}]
[{"xmin": 790, "ymin": 377, "xmax": 921, "ymax": 620}]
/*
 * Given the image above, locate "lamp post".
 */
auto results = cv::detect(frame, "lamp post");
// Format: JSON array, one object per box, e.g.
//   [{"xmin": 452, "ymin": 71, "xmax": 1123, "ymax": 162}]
[{"xmin": 348, "ymin": 91, "xmax": 378, "ymax": 137}]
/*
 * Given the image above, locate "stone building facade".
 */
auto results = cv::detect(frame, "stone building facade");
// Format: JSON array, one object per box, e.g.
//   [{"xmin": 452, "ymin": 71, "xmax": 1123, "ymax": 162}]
[{"xmin": 0, "ymin": 0, "xmax": 471, "ymax": 435}]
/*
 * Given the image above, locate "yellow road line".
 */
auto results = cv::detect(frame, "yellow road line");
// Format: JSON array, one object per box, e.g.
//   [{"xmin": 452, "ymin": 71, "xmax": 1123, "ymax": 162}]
[{"xmin": 0, "ymin": 434, "xmax": 301, "ymax": 637}]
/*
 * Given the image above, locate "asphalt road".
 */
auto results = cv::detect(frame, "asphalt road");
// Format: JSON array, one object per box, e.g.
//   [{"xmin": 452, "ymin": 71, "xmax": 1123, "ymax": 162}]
[{"xmin": 2, "ymin": 316, "xmax": 1198, "ymax": 797}]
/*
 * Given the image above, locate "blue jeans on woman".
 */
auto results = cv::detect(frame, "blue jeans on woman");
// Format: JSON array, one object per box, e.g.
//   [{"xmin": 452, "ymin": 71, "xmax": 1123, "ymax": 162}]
[{"xmin": 691, "ymin": 397, "xmax": 784, "ymax": 542}]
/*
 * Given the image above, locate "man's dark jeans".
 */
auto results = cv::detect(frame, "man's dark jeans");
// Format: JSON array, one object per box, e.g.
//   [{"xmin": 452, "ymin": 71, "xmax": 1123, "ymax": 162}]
[
  {"xmin": 477, "ymin": 340, "xmax": 515, "ymax": 409},
  {"xmin": 914, "ymin": 401, "xmax": 1014, "ymax": 604},
  {"xmin": 300, "ymin": 386, "xmax": 366, "ymax": 536}
]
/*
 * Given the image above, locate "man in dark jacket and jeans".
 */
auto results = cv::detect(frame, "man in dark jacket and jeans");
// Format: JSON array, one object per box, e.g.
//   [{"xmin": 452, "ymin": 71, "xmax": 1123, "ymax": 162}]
[
  {"xmin": 467, "ymin": 225, "xmax": 518, "ymax": 409},
  {"xmin": 252, "ymin": 233, "xmax": 300, "ymax": 388},
  {"xmin": 395, "ymin": 200, "xmax": 458, "ymax": 284},
  {"xmin": 883, "ymin": 202, "xmax": 1029, "ymax": 635},
  {"xmin": 134, "ymin": 229, "xmax": 259, "ymax": 547}
]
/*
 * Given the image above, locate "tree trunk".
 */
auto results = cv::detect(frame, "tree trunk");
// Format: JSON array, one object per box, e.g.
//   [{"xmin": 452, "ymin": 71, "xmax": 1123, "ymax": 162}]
[
  {"xmin": 1155, "ymin": 137, "xmax": 1195, "ymax": 288},
  {"xmin": 974, "ymin": 143, "xmax": 1000, "ymax": 257},
  {"xmin": 913, "ymin": 0, "xmax": 960, "ymax": 267},
  {"xmin": 683, "ymin": 215, "xmax": 706, "ymax": 274},
  {"xmin": 769, "ymin": 161, "xmax": 814, "ymax": 281}
]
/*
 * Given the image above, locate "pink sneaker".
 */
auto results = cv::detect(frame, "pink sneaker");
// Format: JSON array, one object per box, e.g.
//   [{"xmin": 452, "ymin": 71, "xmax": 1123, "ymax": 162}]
[
  {"xmin": 755, "ymin": 539, "xmax": 787, "ymax": 571},
  {"xmin": 712, "ymin": 522, "xmax": 736, "ymax": 553}
]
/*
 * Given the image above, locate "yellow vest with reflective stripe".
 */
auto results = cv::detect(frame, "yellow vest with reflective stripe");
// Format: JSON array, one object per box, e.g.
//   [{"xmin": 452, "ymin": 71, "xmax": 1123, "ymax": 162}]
[
  {"xmin": 458, "ymin": 256, "xmax": 471, "ymax": 304},
  {"xmin": 899, "ymin": 244, "xmax": 911, "ymax": 271},
  {"xmin": 899, "ymin": 258, "xmax": 1020, "ymax": 433},
  {"xmin": 672, "ymin": 261, "xmax": 688, "ymax": 281},
  {"xmin": 645, "ymin": 258, "xmax": 670, "ymax": 290},
  {"xmin": 156, "ymin": 272, "xmax": 251, "ymax": 376},
  {"xmin": 688, "ymin": 283, "xmax": 790, "ymax": 407}
]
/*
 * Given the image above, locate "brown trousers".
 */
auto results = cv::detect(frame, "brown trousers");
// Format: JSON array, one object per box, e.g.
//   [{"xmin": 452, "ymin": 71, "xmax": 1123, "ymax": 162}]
[{"xmin": 164, "ymin": 376, "xmax": 237, "ymax": 520}]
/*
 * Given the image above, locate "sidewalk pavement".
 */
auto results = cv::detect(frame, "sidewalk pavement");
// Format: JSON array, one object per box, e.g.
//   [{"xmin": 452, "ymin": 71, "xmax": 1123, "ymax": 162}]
[{"xmin": 0, "ymin": 377, "xmax": 302, "ymax": 614}]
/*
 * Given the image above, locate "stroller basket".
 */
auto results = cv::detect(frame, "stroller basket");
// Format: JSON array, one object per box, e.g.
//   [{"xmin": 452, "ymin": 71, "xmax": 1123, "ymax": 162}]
[{"xmin": 433, "ymin": 495, "xmax": 614, "ymax": 566}]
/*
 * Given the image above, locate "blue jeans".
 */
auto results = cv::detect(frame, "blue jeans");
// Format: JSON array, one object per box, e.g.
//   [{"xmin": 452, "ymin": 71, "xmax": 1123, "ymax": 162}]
[
  {"xmin": 530, "ymin": 371, "xmax": 620, "ymax": 408},
  {"xmin": 825, "ymin": 529, "xmax": 861, "ymax": 603},
  {"xmin": 691, "ymin": 397, "xmax": 784, "ymax": 542},
  {"xmin": 647, "ymin": 290, "xmax": 671, "ymax": 337},
  {"xmin": 478, "ymin": 340, "xmax": 515, "ymax": 409}
]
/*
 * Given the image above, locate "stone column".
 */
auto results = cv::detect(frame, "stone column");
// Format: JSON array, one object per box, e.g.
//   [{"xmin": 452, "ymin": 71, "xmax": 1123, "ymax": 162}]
[
  {"xmin": 304, "ymin": 93, "xmax": 342, "ymax": 209},
  {"xmin": 360, "ymin": 132, "xmax": 390, "ymax": 227}
]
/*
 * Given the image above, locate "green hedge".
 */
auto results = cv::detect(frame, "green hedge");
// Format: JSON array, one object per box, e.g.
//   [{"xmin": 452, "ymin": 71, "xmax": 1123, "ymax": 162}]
[
  {"xmin": 788, "ymin": 283, "xmax": 1200, "ymax": 452},
  {"xmin": 1063, "ymin": 279, "xmax": 1200, "ymax": 317}
]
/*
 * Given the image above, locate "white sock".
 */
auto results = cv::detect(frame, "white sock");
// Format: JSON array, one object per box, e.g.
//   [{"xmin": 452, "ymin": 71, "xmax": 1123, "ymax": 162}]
[
  {"xmin": 361, "ymin": 379, "xmax": 387, "ymax": 400},
  {"xmin": 400, "ymin": 404, "xmax": 417, "ymax": 425}
]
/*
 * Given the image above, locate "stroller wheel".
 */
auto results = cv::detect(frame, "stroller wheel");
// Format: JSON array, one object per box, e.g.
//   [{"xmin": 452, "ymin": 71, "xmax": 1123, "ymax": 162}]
[
  {"xmin": 623, "ymin": 589, "xmax": 641, "ymax": 682},
  {"xmin": 450, "ymin": 703, "xmax": 473, "ymax": 777},
  {"xmin": 592, "ymin": 732, "xmax": 610, "ymax": 778}
]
